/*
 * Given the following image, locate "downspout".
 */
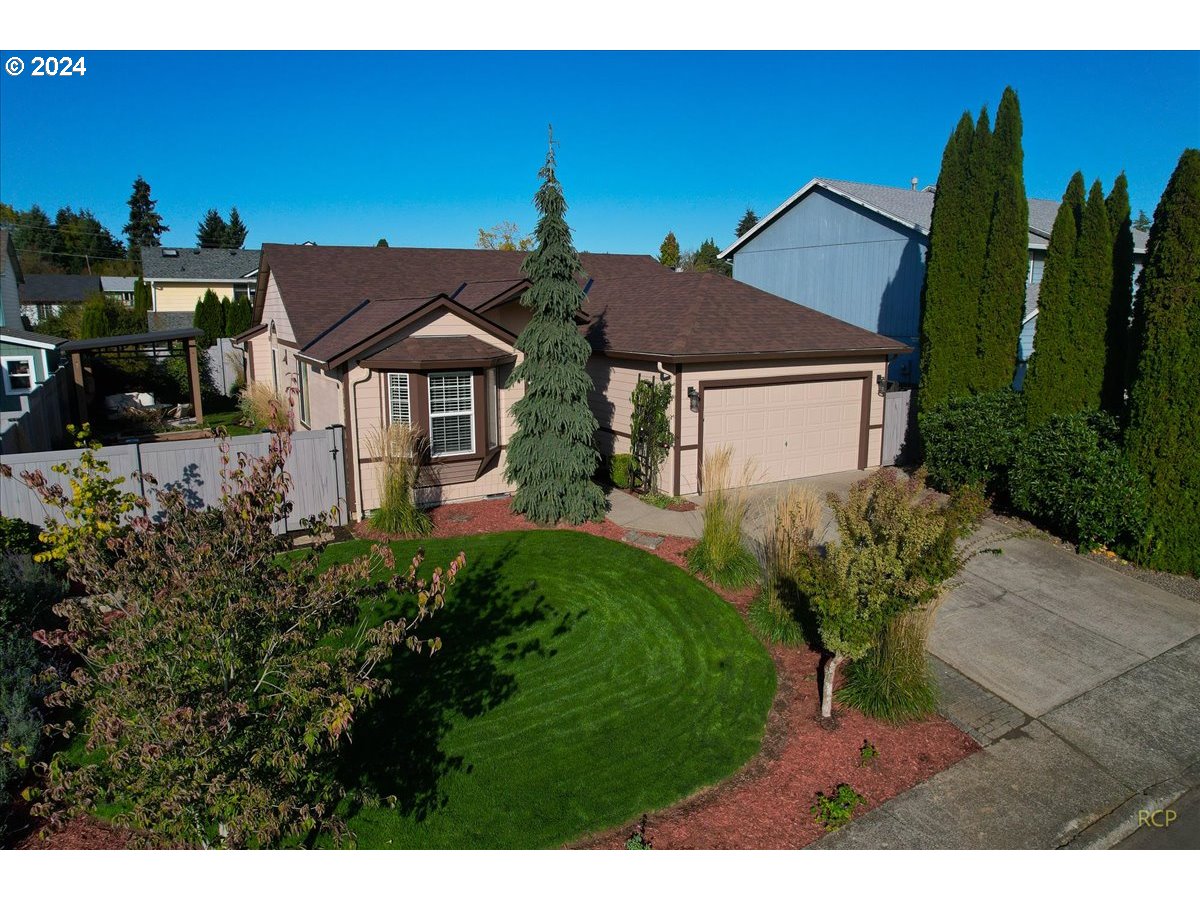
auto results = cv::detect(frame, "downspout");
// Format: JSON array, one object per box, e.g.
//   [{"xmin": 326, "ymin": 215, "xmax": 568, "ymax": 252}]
[
  {"xmin": 655, "ymin": 360, "xmax": 673, "ymax": 382},
  {"xmin": 349, "ymin": 367, "xmax": 373, "ymax": 521}
]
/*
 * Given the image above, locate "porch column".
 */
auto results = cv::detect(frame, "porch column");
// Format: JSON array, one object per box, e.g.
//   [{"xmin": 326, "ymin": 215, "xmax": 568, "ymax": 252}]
[{"xmin": 185, "ymin": 337, "xmax": 205, "ymax": 425}]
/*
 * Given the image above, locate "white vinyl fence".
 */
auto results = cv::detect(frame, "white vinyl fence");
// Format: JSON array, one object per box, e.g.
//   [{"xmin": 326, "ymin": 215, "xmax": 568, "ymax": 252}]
[
  {"xmin": 1, "ymin": 426, "xmax": 347, "ymax": 535},
  {"xmin": 205, "ymin": 337, "xmax": 244, "ymax": 397}
]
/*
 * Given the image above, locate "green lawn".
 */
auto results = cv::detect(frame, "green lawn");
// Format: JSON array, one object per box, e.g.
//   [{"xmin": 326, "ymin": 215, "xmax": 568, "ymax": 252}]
[{"xmin": 316, "ymin": 529, "xmax": 776, "ymax": 849}]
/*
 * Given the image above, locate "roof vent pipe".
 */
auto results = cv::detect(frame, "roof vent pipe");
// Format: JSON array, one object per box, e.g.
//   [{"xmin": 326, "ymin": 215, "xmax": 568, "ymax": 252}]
[{"xmin": 911, "ymin": 177, "xmax": 919, "ymax": 191}]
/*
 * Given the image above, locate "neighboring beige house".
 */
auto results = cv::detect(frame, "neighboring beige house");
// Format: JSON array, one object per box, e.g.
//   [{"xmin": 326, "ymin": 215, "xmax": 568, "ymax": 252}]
[
  {"xmin": 141, "ymin": 246, "xmax": 260, "ymax": 331},
  {"xmin": 236, "ymin": 243, "xmax": 906, "ymax": 519}
]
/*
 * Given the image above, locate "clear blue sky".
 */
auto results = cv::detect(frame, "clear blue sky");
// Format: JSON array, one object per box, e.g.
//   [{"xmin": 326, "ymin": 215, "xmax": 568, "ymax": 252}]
[{"xmin": 2, "ymin": 51, "xmax": 1197, "ymax": 257}]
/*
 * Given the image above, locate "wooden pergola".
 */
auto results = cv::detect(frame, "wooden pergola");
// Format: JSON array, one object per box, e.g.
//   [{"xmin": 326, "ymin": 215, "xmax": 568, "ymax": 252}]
[{"xmin": 59, "ymin": 327, "xmax": 206, "ymax": 427}]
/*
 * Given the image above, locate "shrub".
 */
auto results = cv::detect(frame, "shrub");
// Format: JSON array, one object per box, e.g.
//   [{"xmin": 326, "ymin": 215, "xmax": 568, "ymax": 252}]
[
  {"xmin": 368, "ymin": 423, "xmax": 432, "ymax": 537},
  {"xmin": 624, "ymin": 814, "xmax": 653, "ymax": 849},
  {"xmin": 609, "ymin": 453, "xmax": 635, "ymax": 489},
  {"xmin": 804, "ymin": 470, "xmax": 976, "ymax": 718},
  {"xmin": 1010, "ymin": 412, "xmax": 1147, "ymax": 552},
  {"xmin": 919, "ymin": 390, "xmax": 1025, "ymax": 494},
  {"xmin": 0, "ymin": 517, "xmax": 41, "ymax": 557},
  {"xmin": 629, "ymin": 378, "xmax": 673, "ymax": 494},
  {"xmin": 1, "ymin": 632, "xmax": 45, "ymax": 840},
  {"xmin": 686, "ymin": 446, "xmax": 758, "ymax": 588},
  {"xmin": 0, "ymin": 553, "xmax": 67, "ymax": 632},
  {"xmin": 238, "ymin": 381, "xmax": 290, "ymax": 432},
  {"xmin": 17, "ymin": 417, "xmax": 465, "ymax": 848},
  {"xmin": 811, "ymin": 784, "xmax": 864, "ymax": 831}
]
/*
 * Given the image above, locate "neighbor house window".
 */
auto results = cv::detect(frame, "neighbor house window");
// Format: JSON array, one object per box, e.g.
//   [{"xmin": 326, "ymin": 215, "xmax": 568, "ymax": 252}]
[
  {"xmin": 387, "ymin": 372, "xmax": 411, "ymax": 425},
  {"xmin": 297, "ymin": 361, "xmax": 311, "ymax": 427},
  {"xmin": 1028, "ymin": 258, "xmax": 1045, "ymax": 284},
  {"xmin": 486, "ymin": 367, "xmax": 499, "ymax": 450},
  {"xmin": 2, "ymin": 357, "xmax": 35, "ymax": 394},
  {"xmin": 234, "ymin": 284, "xmax": 253, "ymax": 304},
  {"xmin": 428, "ymin": 371, "xmax": 474, "ymax": 457}
]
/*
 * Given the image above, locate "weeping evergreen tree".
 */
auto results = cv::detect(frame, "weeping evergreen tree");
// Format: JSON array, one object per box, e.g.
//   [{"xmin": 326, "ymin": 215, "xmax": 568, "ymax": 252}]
[
  {"xmin": 975, "ymin": 87, "xmax": 1028, "ymax": 392},
  {"xmin": 1072, "ymin": 180, "xmax": 1114, "ymax": 412},
  {"xmin": 1024, "ymin": 173, "xmax": 1085, "ymax": 425},
  {"xmin": 1125, "ymin": 148, "xmax": 1200, "ymax": 576},
  {"xmin": 1103, "ymin": 173, "xmax": 1135, "ymax": 415},
  {"xmin": 919, "ymin": 112, "xmax": 976, "ymax": 409},
  {"xmin": 505, "ymin": 134, "xmax": 606, "ymax": 525}
]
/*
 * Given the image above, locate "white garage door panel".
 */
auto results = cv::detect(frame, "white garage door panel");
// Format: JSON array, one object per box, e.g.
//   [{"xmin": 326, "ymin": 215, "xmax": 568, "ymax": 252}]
[{"xmin": 704, "ymin": 379, "xmax": 863, "ymax": 485}]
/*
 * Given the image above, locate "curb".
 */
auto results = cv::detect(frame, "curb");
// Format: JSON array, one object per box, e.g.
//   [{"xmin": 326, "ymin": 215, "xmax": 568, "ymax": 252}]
[{"xmin": 1061, "ymin": 762, "xmax": 1200, "ymax": 850}]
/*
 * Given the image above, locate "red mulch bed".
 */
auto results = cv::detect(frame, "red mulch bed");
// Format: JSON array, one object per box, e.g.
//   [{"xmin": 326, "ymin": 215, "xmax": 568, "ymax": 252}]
[
  {"xmin": 16, "ymin": 818, "xmax": 134, "ymax": 850},
  {"xmin": 17, "ymin": 496, "xmax": 976, "ymax": 850}
]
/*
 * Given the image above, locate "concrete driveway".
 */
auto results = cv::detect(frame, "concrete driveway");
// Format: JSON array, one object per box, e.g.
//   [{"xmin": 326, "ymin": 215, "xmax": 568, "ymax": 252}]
[{"xmin": 821, "ymin": 516, "xmax": 1200, "ymax": 849}]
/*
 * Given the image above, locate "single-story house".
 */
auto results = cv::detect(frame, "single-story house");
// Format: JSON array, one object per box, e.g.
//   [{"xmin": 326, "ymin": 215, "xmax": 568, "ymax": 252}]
[
  {"xmin": 18, "ymin": 273, "xmax": 104, "ymax": 325},
  {"xmin": 101, "ymin": 275, "xmax": 138, "ymax": 307},
  {"xmin": 720, "ymin": 177, "xmax": 1149, "ymax": 385},
  {"xmin": 140, "ymin": 246, "xmax": 261, "ymax": 332},
  {"xmin": 235, "ymin": 243, "xmax": 907, "ymax": 518}
]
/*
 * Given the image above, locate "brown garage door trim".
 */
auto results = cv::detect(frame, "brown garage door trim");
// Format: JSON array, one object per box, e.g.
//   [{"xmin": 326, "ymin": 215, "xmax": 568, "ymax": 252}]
[{"xmin": 695, "ymin": 371, "xmax": 874, "ymax": 493}]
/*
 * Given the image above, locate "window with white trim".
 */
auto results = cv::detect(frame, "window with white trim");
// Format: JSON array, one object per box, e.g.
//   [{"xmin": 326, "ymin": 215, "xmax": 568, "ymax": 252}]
[
  {"xmin": 2, "ymin": 357, "xmax": 35, "ymax": 394},
  {"xmin": 486, "ymin": 367, "xmax": 499, "ymax": 450},
  {"xmin": 297, "ymin": 360, "xmax": 311, "ymax": 427},
  {"xmin": 387, "ymin": 372, "xmax": 411, "ymax": 425},
  {"xmin": 428, "ymin": 371, "xmax": 474, "ymax": 457}
]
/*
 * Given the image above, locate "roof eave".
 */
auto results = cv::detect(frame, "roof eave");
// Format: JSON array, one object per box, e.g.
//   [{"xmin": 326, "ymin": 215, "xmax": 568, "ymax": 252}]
[{"xmin": 598, "ymin": 346, "xmax": 908, "ymax": 364}]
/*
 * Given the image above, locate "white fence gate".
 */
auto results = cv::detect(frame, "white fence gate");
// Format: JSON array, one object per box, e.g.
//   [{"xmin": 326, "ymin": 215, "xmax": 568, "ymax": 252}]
[
  {"xmin": 1, "ymin": 427, "xmax": 347, "ymax": 535},
  {"xmin": 882, "ymin": 388, "xmax": 915, "ymax": 466}
]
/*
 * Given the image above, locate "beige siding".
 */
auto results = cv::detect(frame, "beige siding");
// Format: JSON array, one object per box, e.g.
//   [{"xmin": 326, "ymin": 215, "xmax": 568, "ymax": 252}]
[
  {"xmin": 152, "ymin": 281, "xmax": 247, "ymax": 313},
  {"xmin": 246, "ymin": 332, "xmax": 275, "ymax": 390},
  {"xmin": 676, "ymin": 356, "xmax": 889, "ymax": 494},
  {"xmin": 303, "ymin": 364, "xmax": 343, "ymax": 430},
  {"xmin": 485, "ymin": 300, "xmax": 530, "ymax": 336},
  {"xmin": 259, "ymin": 273, "xmax": 295, "ymax": 343},
  {"xmin": 586, "ymin": 355, "xmax": 676, "ymax": 489}
]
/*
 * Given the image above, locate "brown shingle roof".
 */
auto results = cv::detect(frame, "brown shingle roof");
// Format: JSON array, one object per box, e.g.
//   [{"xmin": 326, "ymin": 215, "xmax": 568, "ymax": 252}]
[
  {"xmin": 582, "ymin": 271, "xmax": 909, "ymax": 360},
  {"xmin": 262, "ymin": 244, "xmax": 906, "ymax": 366},
  {"xmin": 361, "ymin": 335, "xmax": 516, "ymax": 370}
]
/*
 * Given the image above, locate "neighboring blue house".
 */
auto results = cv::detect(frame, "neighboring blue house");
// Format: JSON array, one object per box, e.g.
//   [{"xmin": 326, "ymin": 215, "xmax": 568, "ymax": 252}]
[{"xmin": 720, "ymin": 178, "xmax": 1148, "ymax": 386}]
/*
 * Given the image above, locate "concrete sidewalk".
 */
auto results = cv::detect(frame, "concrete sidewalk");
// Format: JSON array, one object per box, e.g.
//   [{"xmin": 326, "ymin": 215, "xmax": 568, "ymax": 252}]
[{"xmin": 817, "ymin": 519, "xmax": 1200, "ymax": 849}]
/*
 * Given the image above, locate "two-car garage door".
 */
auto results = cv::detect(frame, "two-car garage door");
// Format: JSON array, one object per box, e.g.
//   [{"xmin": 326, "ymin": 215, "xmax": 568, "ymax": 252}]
[{"xmin": 702, "ymin": 377, "xmax": 865, "ymax": 485}]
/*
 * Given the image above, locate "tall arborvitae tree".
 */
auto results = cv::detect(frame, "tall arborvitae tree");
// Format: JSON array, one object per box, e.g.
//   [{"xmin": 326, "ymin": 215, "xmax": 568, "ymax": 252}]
[
  {"xmin": 132, "ymin": 277, "xmax": 151, "ymax": 319},
  {"xmin": 123, "ymin": 175, "xmax": 169, "ymax": 261},
  {"xmin": 1071, "ymin": 180, "xmax": 1114, "ymax": 412},
  {"xmin": 193, "ymin": 288, "xmax": 225, "ymax": 346},
  {"xmin": 1023, "ymin": 172, "xmax": 1086, "ymax": 425},
  {"xmin": 735, "ymin": 208, "xmax": 759, "ymax": 238},
  {"xmin": 1125, "ymin": 148, "xmax": 1200, "ymax": 576},
  {"xmin": 958, "ymin": 107, "xmax": 994, "ymax": 391},
  {"xmin": 918, "ymin": 112, "xmax": 975, "ymax": 409},
  {"xmin": 226, "ymin": 294, "xmax": 254, "ymax": 336},
  {"xmin": 1102, "ymin": 173, "xmax": 1134, "ymax": 415},
  {"xmin": 505, "ymin": 135, "xmax": 606, "ymax": 525},
  {"xmin": 975, "ymin": 87, "xmax": 1028, "ymax": 392},
  {"xmin": 225, "ymin": 207, "xmax": 248, "ymax": 249},
  {"xmin": 658, "ymin": 231, "xmax": 680, "ymax": 268}
]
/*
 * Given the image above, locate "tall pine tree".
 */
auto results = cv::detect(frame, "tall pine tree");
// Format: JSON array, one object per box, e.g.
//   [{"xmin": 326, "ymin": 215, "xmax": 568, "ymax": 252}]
[
  {"xmin": 225, "ymin": 208, "xmax": 248, "ymax": 249},
  {"xmin": 196, "ymin": 210, "xmax": 229, "ymax": 249},
  {"xmin": 1124, "ymin": 148, "xmax": 1200, "ymax": 576},
  {"xmin": 504, "ymin": 134, "xmax": 606, "ymax": 525},
  {"xmin": 735, "ymin": 208, "xmax": 759, "ymax": 238},
  {"xmin": 1072, "ymin": 180, "xmax": 1114, "ymax": 412},
  {"xmin": 1024, "ymin": 172, "xmax": 1086, "ymax": 425},
  {"xmin": 1103, "ymin": 173, "xmax": 1134, "ymax": 415},
  {"xmin": 918, "ymin": 111, "xmax": 975, "ymax": 409},
  {"xmin": 659, "ymin": 231, "xmax": 680, "ymax": 269},
  {"xmin": 123, "ymin": 175, "xmax": 169, "ymax": 261},
  {"xmin": 975, "ymin": 87, "xmax": 1028, "ymax": 392}
]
